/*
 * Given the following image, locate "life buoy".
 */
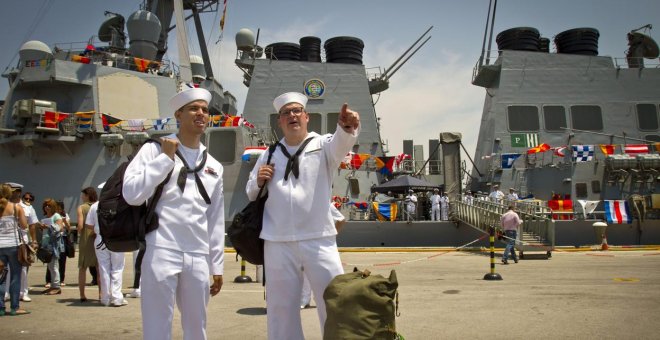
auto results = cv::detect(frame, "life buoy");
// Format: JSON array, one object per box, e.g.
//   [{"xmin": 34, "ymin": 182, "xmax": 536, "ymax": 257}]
[
  {"xmin": 341, "ymin": 196, "xmax": 349, "ymax": 203},
  {"xmin": 332, "ymin": 196, "xmax": 341, "ymax": 204},
  {"xmin": 333, "ymin": 201, "xmax": 342, "ymax": 209}
]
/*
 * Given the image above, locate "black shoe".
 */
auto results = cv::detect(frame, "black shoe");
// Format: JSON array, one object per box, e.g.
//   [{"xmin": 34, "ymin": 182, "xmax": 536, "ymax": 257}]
[
  {"xmin": 90, "ymin": 280, "xmax": 97, "ymax": 286},
  {"xmin": 501, "ymin": 259, "xmax": 509, "ymax": 265},
  {"xmin": 514, "ymin": 258, "xmax": 519, "ymax": 263}
]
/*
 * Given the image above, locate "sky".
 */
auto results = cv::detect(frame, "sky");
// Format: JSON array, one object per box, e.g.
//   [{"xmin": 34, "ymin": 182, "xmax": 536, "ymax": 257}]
[{"xmin": 1, "ymin": 0, "xmax": 660, "ymax": 161}]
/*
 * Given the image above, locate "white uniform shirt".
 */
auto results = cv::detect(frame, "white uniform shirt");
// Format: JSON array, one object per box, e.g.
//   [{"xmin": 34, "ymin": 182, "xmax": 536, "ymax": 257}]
[
  {"xmin": 247, "ymin": 125, "xmax": 358, "ymax": 242},
  {"xmin": 430, "ymin": 194, "xmax": 441, "ymax": 207},
  {"xmin": 122, "ymin": 134, "xmax": 226, "ymax": 275},
  {"xmin": 507, "ymin": 192, "xmax": 519, "ymax": 201},
  {"xmin": 406, "ymin": 194, "xmax": 417, "ymax": 211},
  {"xmin": 489, "ymin": 190, "xmax": 504, "ymax": 201},
  {"xmin": 19, "ymin": 201, "xmax": 38, "ymax": 242},
  {"xmin": 85, "ymin": 202, "xmax": 101, "ymax": 247},
  {"xmin": 440, "ymin": 195, "xmax": 449, "ymax": 206}
]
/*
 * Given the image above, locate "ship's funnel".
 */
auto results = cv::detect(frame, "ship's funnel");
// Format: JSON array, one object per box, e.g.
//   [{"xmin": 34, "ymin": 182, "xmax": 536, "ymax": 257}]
[
  {"xmin": 265, "ymin": 42, "xmax": 301, "ymax": 61},
  {"xmin": 300, "ymin": 36, "xmax": 322, "ymax": 62},
  {"xmin": 496, "ymin": 27, "xmax": 540, "ymax": 51},
  {"xmin": 190, "ymin": 55, "xmax": 206, "ymax": 83},
  {"xmin": 324, "ymin": 36, "xmax": 364, "ymax": 65},
  {"xmin": 554, "ymin": 28, "xmax": 599, "ymax": 56},
  {"xmin": 98, "ymin": 13, "xmax": 126, "ymax": 50},
  {"xmin": 626, "ymin": 32, "xmax": 659, "ymax": 68},
  {"xmin": 19, "ymin": 40, "xmax": 53, "ymax": 61},
  {"xmin": 127, "ymin": 10, "xmax": 162, "ymax": 60}
]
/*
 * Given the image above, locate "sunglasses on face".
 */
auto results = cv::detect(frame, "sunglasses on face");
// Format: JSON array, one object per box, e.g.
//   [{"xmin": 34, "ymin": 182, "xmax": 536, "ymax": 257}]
[{"xmin": 23, "ymin": 197, "xmax": 34, "ymax": 202}]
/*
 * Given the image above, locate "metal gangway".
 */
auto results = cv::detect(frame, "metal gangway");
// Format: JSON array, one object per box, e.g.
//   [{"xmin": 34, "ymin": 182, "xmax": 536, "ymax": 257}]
[{"xmin": 452, "ymin": 195, "xmax": 555, "ymax": 258}]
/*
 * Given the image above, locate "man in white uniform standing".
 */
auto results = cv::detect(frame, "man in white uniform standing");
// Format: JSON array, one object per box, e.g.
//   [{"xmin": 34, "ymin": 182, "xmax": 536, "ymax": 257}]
[
  {"xmin": 430, "ymin": 188, "xmax": 441, "ymax": 221},
  {"xmin": 247, "ymin": 92, "xmax": 359, "ymax": 339},
  {"xmin": 440, "ymin": 191, "xmax": 450, "ymax": 221},
  {"xmin": 123, "ymin": 87, "xmax": 225, "ymax": 340}
]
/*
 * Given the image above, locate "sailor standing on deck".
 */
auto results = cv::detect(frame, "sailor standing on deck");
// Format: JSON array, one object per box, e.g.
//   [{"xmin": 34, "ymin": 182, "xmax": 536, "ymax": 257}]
[
  {"xmin": 247, "ymin": 92, "xmax": 359, "ymax": 339},
  {"xmin": 488, "ymin": 184, "xmax": 505, "ymax": 203},
  {"xmin": 122, "ymin": 87, "xmax": 225, "ymax": 340},
  {"xmin": 430, "ymin": 188, "xmax": 441, "ymax": 221},
  {"xmin": 405, "ymin": 189, "xmax": 418, "ymax": 223},
  {"xmin": 440, "ymin": 191, "xmax": 450, "ymax": 220}
]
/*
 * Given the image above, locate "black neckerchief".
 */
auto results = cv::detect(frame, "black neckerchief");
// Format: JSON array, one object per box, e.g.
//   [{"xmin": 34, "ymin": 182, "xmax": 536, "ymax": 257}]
[
  {"xmin": 175, "ymin": 147, "xmax": 211, "ymax": 204},
  {"xmin": 277, "ymin": 136, "xmax": 315, "ymax": 181}
]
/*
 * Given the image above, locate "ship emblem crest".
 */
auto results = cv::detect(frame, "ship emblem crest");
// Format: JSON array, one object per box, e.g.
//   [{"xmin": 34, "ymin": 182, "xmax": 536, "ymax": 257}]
[{"xmin": 304, "ymin": 79, "xmax": 325, "ymax": 99}]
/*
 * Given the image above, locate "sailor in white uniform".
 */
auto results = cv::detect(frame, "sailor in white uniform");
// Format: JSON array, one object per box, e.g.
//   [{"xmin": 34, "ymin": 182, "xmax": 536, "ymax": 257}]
[
  {"xmin": 123, "ymin": 87, "xmax": 225, "ymax": 340},
  {"xmin": 430, "ymin": 188, "xmax": 441, "ymax": 221},
  {"xmin": 405, "ymin": 190, "xmax": 418, "ymax": 222},
  {"xmin": 440, "ymin": 192, "xmax": 450, "ymax": 220},
  {"xmin": 247, "ymin": 92, "xmax": 359, "ymax": 340}
]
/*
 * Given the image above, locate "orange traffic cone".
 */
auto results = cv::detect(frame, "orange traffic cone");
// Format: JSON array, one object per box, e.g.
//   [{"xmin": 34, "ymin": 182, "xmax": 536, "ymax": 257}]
[{"xmin": 601, "ymin": 233, "xmax": 609, "ymax": 251}]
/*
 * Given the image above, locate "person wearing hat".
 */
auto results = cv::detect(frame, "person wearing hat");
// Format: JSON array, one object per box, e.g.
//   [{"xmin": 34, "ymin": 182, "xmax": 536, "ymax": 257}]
[
  {"xmin": 507, "ymin": 188, "xmax": 519, "ymax": 201},
  {"xmin": 405, "ymin": 189, "xmax": 418, "ymax": 223},
  {"xmin": 247, "ymin": 92, "xmax": 359, "ymax": 339},
  {"xmin": 122, "ymin": 87, "xmax": 226, "ymax": 340},
  {"xmin": 430, "ymin": 188, "xmax": 441, "ymax": 221},
  {"xmin": 488, "ymin": 184, "xmax": 504, "ymax": 203},
  {"xmin": 440, "ymin": 191, "xmax": 450, "ymax": 220}
]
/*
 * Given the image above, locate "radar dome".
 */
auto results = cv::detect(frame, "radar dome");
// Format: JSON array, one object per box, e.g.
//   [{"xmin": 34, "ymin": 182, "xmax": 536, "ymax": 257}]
[
  {"xmin": 98, "ymin": 13, "xmax": 125, "ymax": 42},
  {"xmin": 127, "ymin": 10, "xmax": 162, "ymax": 60},
  {"xmin": 19, "ymin": 40, "xmax": 53, "ymax": 61},
  {"xmin": 236, "ymin": 28, "xmax": 256, "ymax": 51}
]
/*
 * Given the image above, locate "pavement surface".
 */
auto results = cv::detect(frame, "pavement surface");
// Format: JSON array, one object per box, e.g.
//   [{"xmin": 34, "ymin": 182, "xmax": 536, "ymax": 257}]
[{"xmin": 2, "ymin": 247, "xmax": 660, "ymax": 339}]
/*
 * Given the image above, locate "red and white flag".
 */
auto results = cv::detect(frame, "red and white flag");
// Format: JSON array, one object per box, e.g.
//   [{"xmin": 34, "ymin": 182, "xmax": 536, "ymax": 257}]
[
  {"xmin": 624, "ymin": 144, "xmax": 649, "ymax": 154},
  {"xmin": 552, "ymin": 146, "xmax": 566, "ymax": 157}
]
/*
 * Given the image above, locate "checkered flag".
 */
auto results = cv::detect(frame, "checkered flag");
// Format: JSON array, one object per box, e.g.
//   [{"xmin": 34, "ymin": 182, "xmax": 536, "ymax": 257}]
[{"xmin": 572, "ymin": 145, "xmax": 594, "ymax": 162}]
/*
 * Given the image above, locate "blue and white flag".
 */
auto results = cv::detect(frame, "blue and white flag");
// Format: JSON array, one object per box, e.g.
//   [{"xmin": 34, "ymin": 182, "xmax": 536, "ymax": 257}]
[
  {"xmin": 501, "ymin": 153, "xmax": 522, "ymax": 169},
  {"xmin": 572, "ymin": 145, "xmax": 594, "ymax": 162},
  {"xmin": 153, "ymin": 118, "xmax": 171, "ymax": 130}
]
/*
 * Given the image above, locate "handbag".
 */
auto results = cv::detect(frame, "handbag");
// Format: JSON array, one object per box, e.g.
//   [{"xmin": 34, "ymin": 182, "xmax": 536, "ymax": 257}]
[
  {"xmin": 14, "ymin": 206, "xmax": 36, "ymax": 266},
  {"xmin": 64, "ymin": 233, "xmax": 75, "ymax": 258},
  {"xmin": 36, "ymin": 247, "xmax": 53, "ymax": 264},
  {"xmin": 227, "ymin": 144, "xmax": 277, "ymax": 265}
]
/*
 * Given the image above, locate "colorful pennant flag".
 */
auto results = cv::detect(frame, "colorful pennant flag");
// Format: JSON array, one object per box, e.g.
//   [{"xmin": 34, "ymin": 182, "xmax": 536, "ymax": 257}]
[
  {"xmin": 572, "ymin": 145, "xmax": 594, "ymax": 162},
  {"xmin": 75, "ymin": 111, "xmax": 94, "ymax": 130},
  {"xmin": 604, "ymin": 200, "xmax": 632, "ymax": 224},
  {"xmin": 372, "ymin": 202, "xmax": 398, "ymax": 221},
  {"xmin": 353, "ymin": 202, "xmax": 368, "ymax": 210},
  {"xmin": 350, "ymin": 153, "xmax": 370, "ymax": 169},
  {"xmin": 624, "ymin": 144, "xmax": 649, "ymax": 155},
  {"xmin": 547, "ymin": 199, "xmax": 574, "ymax": 220},
  {"xmin": 552, "ymin": 146, "xmax": 567, "ymax": 157},
  {"xmin": 599, "ymin": 144, "xmax": 616, "ymax": 155},
  {"xmin": 242, "ymin": 146, "xmax": 267, "ymax": 162},
  {"xmin": 134, "ymin": 57, "xmax": 151, "ymax": 72},
  {"xmin": 43, "ymin": 111, "xmax": 70, "ymax": 128},
  {"xmin": 577, "ymin": 200, "xmax": 600, "ymax": 219},
  {"xmin": 374, "ymin": 156, "xmax": 395, "ymax": 175},
  {"xmin": 153, "ymin": 118, "xmax": 171, "ymax": 130},
  {"xmin": 501, "ymin": 153, "xmax": 521, "ymax": 169},
  {"xmin": 394, "ymin": 153, "xmax": 411, "ymax": 166},
  {"xmin": 527, "ymin": 143, "xmax": 550, "ymax": 154},
  {"xmin": 101, "ymin": 113, "xmax": 123, "ymax": 132},
  {"xmin": 71, "ymin": 55, "xmax": 91, "ymax": 64},
  {"xmin": 125, "ymin": 119, "xmax": 145, "ymax": 131}
]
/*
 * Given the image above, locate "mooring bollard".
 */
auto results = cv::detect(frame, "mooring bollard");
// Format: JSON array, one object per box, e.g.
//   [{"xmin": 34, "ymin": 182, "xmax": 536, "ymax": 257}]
[
  {"xmin": 234, "ymin": 257, "xmax": 253, "ymax": 283},
  {"xmin": 483, "ymin": 226, "xmax": 502, "ymax": 281}
]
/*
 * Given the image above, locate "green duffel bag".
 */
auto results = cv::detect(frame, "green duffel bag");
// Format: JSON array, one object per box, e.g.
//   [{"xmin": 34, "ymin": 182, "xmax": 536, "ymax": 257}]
[{"xmin": 323, "ymin": 268, "xmax": 402, "ymax": 340}]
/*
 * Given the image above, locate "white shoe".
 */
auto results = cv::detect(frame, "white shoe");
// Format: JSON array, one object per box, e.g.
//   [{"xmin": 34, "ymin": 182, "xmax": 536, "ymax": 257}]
[
  {"xmin": 20, "ymin": 295, "xmax": 32, "ymax": 302},
  {"xmin": 111, "ymin": 299, "xmax": 128, "ymax": 307},
  {"xmin": 125, "ymin": 290, "xmax": 141, "ymax": 298}
]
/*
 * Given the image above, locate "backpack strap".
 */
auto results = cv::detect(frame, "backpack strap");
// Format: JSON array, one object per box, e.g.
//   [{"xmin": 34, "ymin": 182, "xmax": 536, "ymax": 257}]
[
  {"xmin": 277, "ymin": 136, "xmax": 316, "ymax": 181},
  {"xmin": 138, "ymin": 139, "xmax": 176, "ymax": 244},
  {"xmin": 254, "ymin": 143, "xmax": 278, "ymax": 200}
]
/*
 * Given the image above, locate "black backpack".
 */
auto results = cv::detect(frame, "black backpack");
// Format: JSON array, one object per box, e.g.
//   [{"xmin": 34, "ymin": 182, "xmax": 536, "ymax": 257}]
[
  {"xmin": 97, "ymin": 139, "xmax": 173, "ymax": 252},
  {"xmin": 227, "ymin": 144, "xmax": 277, "ymax": 265}
]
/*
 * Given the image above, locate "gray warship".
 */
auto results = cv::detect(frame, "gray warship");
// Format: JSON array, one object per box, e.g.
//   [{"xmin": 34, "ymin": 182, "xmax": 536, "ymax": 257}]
[{"xmin": 1, "ymin": 0, "xmax": 659, "ymax": 251}]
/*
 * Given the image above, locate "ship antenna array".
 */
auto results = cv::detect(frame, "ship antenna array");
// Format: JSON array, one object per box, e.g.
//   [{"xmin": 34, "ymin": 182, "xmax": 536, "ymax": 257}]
[{"xmin": 369, "ymin": 26, "xmax": 432, "ymax": 94}]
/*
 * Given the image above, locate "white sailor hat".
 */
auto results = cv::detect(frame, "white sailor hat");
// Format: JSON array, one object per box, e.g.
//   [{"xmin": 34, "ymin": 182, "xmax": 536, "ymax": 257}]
[
  {"xmin": 6, "ymin": 182, "xmax": 23, "ymax": 191},
  {"xmin": 273, "ymin": 92, "xmax": 307, "ymax": 112},
  {"xmin": 168, "ymin": 86, "xmax": 212, "ymax": 112}
]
